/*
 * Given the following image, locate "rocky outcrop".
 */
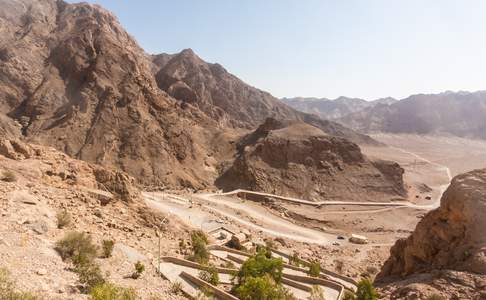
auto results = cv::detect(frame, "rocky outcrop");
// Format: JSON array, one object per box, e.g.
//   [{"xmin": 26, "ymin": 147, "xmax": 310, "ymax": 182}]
[
  {"xmin": 0, "ymin": 138, "xmax": 140, "ymax": 202},
  {"xmin": 377, "ymin": 168, "xmax": 486, "ymax": 299},
  {"xmin": 216, "ymin": 118, "xmax": 406, "ymax": 201}
]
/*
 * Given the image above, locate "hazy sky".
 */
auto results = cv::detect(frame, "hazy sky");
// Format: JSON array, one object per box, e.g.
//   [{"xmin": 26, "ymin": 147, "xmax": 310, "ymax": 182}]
[{"xmin": 69, "ymin": 0, "xmax": 486, "ymax": 100}]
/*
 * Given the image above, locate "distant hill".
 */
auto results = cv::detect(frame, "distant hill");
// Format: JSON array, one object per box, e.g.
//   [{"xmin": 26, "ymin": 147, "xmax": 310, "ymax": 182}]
[
  {"xmin": 338, "ymin": 91, "xmax": 486, "ymax": 139},
  {"xmin": 281, "ymin": 96, "xmax": 397, "ymax": 120},
  {"xmin": 283, "ymin": 91, "xmax": 486, "ymax": 140}
]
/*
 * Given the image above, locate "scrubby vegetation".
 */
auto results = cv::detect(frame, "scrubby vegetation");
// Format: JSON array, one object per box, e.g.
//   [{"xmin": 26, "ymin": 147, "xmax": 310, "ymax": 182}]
[
  {"xmin": 101, "ymin": 240, "xmax": 115, "ymax": 258},
  {"xmin": 169, "ymin": 281, "xmax": 183, "ymax": 294},
  {"xmin": 56, "ymin": 210, "xmax": 71, "ymax": 229},
  {"xmin": 289, "ymin": 251, "xmax": 303, "ymax": 267},
  {"xmin": 89, "ymin": 282, "xmax": 136, "ymax": 300},
  {"xmin": 189, "ymin": 230, "xmax": 210, "ymax": 264},
  {"xmin": 131, "ymin": 261, "xmax": 145, "ymax": 279},
  {"xmin": 1, "ymin": 170, "xmax": 16, "ymax": 182},
  {"xmin": 0, "ymin": 268, "xmax": 39, "ymax": 300},
  {"xmin": 198, "ymin": 264, "xmax": 219, "ymax": 286},
  {"xmin": 55, "ymin": 232, "xmax": 105, "ymax": 292},
  {"xmin": 344, "ymin": 278, "xmax": 378, "ymax": 300},
  {"xmin": 308, "ymin": 260, "xmax": 321, "ymax": 277},
  {"xmin": 55, "ymin": 232, "xmax": 98, "ymax": 266},
  {"xmin": 308, "ymin": 285, "xmax": 326, "ymax": 300},
  {"xmin": 232, "ymin": 248, "xmax": 295, "ymax": 300}
]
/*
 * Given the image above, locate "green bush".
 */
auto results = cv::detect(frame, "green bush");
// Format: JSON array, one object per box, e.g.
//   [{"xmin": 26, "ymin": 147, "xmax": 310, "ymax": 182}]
[
  {"xmin": 235, "ymin": 250, "xmax": 283, "ymax": 285},
  {"xmin": 131, "ymin": 261, "xmax": 145, "ymax": 279},
  {"xmin": 190, "ymin": 230, "xmax": 209, "ymax": 264},
  {"xmin": 89, "ymin": 283, "xmax": 136, "ymax": 300},
  {"xmin": 198, "ymin": 264, "xmax": 219, "ymax": 286},
  {"xmin": 308, "ymin": 260, "xmax": 321, "ymax": 277},
  {"xmin": 1, "ymin": 170, "xmax": 16, "ymax": 182},
  {"xmin": 0, "ymin": 268, "xmax": 39, "ymax": 300},
  {"xmin": 55, "ymin": 232, "xmax": 98, "ymax": 266},
  {"xmin": 56, "ymin": 210, "xmax": 71, "ymax": 229},
  {"xmin": 101, "ymin": 240, "xmax": 115, "ymax": 258},
  {"xmin": 235, "ymin": 274, "xmax": 295, "ymax": 300},
  {"xmin": 76, "ymin": 262, "xmax": 106, "ymax": 291},
  {"xmin": 342, "ymin": 291, "xmax": 356, "ymax": 300},
  {"xmin": 308, "ymin": 285, "xmax": 326, "ymax": 300},
  {"xmin": 355, "ymin": 278, "xmax": 378, "ymax": 300}
]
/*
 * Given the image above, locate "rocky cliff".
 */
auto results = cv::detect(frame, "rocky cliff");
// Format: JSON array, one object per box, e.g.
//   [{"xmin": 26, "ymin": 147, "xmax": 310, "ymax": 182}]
[
  {"xmin": 377, "ymin": 168, "xmax": 486, "ymax": 299},
  {"xmin": 216, "ymin": 118, "xmax": 406, "ymax": 201}
]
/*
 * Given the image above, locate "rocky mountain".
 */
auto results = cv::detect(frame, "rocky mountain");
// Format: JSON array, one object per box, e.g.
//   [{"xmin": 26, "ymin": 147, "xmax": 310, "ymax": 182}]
[
  {"xmin": 281, "ymin": 96, "xmax": 397, "ymax": 120},
  {"xmin": 338, "ymin": 91, "xmax": 486, "ymax": 139},
  {"xmin": 216, "ymin": 118, "xmax": 406, "ymax": 201},
  {"xmin": 376, "ymin": 168, "xmax": 486, "ymax": 299},
  {"xmin": 151, "ymin": 49, "xmax": 376, "ymax": 145},
  {"xmin": 0, "ymin": 0, "xmax": 378, "ymax": 191}
]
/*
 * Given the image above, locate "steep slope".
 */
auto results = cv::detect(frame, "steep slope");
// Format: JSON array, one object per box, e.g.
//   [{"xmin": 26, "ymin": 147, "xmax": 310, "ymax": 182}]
[
  {"xmin": 0, "ymin": 0, "xmax": 233, "ymax": 188},
  {"xmin": 0, "ymin": 138, "xmax": 188, "ymax": 299},
  {"xmin": 151, "ymin": 49, "xmax": 377, "ymax": 145},
  {"xmin": 338, "ymin": 91, "xmax": 486, "ymax": 139},
  {"xmin": 216, "ymin": 118, "xmax": 406, "ymax": 201},
  {"xmin": 376, "ymin": 168, "xmax": 486, "ymax": 299},
  {"xmin": 281, "ymin": 96, "xmax": 397, "ymax": 120}
]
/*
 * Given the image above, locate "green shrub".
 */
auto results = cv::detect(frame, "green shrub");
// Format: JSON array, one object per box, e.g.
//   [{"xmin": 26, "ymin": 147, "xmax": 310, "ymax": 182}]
[
  {"xmin": 89, "ymin": 283, "xmax": 136, "ymax": 300},
  {"xmin": 0, "ymin": 268, "xmax": 40, "ymax": 300},
  {"xmin": 55, "ymin": 232, "xmax": 98, "ymax": 266},
  {"xmin": 131, "ymin": 261, "xmax": 145, "ymax": 279},
  {"xmin": 222, "ymin": 260, "xmax": 236, "ymax": 269},
  {"xmin": 355, "ymin": 278, "xmax": 378, "ymax": 300},
  {"xmin": 101, "ymin": 240, "xmax": 115, "ymax": 258},
  {"xmin": 198, "ymin": 264, "xmax": 219, "ymax": 286},
  {"xmin": 56, "ymin": 210, "xmax": 71, "ymax": 229},
  {"xmin": 76, "ymin": 262, "xmax": 106, "ymax": 291},
  {"xmin": 190, "ymin": 230, "xmax": 209, "ymax": 264},
  {"xmin": 255, "ymin": 244, "xmax": 272, "ymax": 259},
  {"xmin": 342, "ymin": 291, "xmax": 356, "ymax": 300},
  {"xmin": 235, "ymin": 250, "xmax": 283, "ymax": 285},
  {"xmin": 308, "ymin": 260, "xmax": 321, "ymax": 277},
  {"xmin": 234, "ymin": 274, "xmax": 295, "ymax": 300},
  {"xmin": 308, "ymin": 285, "xmax": 326, "ymax": 300},
  {"xmin": 1, "ymin": 170, "xmax": 16, "ymax": 182}
]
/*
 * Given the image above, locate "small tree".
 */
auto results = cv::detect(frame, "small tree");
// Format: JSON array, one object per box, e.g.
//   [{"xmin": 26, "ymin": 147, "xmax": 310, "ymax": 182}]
[
  {"xmin": 342, "ymin": 291, "xmax": 356, "ymax": 300},
  {"xmin": 101, "ymin": 240, "xmax": 115, "ymax": 258},
  {"xmin": 190, "ymin": 230, "xmax": 209, "ymax": 264},
  {"xmin": 308, "ymin": 285, "xmax": 326, "ymax": 300},
  {"xmin": 131, "ymin": 261, "xmax": 145, "ymax": 279},
  {"xmin": 56, "ymin": 210, "xmax": 71, "ymax": 229},
  {"xmin": 198, "ymin": 264, "xmax": 219, "ymax": 286},
  {"xmin": 308, "ymin": 260, "xmax": 321, "ymax": 277},
  {"xmin": 355, "ymin": 278, "xmax": 378, "ymax": 300}
]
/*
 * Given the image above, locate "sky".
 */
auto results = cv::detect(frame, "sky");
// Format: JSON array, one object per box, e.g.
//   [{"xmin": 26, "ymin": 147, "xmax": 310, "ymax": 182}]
[{"xmin": 68, "ymin": 0, "xmax": 486, "ymax": 100}]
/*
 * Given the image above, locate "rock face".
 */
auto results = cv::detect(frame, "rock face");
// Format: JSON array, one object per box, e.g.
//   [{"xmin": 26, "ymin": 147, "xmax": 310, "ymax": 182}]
[
  {"xmin": 0, "ymin": 138, "xmax": 140, "ymax": 202},
  {"xmin": 337, "ymin": 91, "xmax": 486, "ymax": 139},
  {"xmin": 377, "ymin": 168, "xmax": 486, "ymax": 299},
  {"xmin": 216, "ymin": 118, "xmax": 406, "ymax": 201},
  {"xmin": 0, "ymin": 0, "xmax": 376, "ymax": 191}
]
